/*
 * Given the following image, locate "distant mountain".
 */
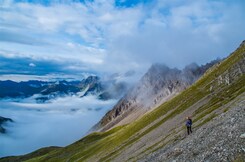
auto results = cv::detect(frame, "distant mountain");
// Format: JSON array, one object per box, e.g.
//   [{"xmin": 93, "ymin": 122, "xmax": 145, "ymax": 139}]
[
  {"xmin": 78, "ymin": 76, "xmax": 103, "ymax": 97},
  {"xmin": 0, "ymin": 75, "xmax": 129, "ymax": 102},
  {"xmin": 0, "ymin": 116, "xmax": 13, "ymax": 134},
  {"xmin": 0, "ymin": 79, "xmax": 83, "ymax": 102},
  {"xmin": 0, "ymin": 80, "xmax": 45, "ymax": 98},
  {"xmin": 93, "ymin": 60, "xmax": 220, "ymax": 132}
]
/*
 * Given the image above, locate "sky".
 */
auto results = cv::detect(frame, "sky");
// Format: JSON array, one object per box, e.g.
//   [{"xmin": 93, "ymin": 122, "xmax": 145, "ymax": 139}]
[{"xmin": 0, "ymin": 0, "xmax": 245, "ymax": 78}]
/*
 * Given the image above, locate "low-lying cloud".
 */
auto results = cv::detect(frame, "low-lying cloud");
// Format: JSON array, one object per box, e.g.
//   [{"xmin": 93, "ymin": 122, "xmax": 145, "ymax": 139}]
[{"xmin": 0, "ymin": 96, "xmax": 117, "ymax": 157}]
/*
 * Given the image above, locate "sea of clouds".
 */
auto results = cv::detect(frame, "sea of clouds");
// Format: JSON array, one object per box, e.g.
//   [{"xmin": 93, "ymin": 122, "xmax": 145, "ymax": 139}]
[{"xmin": 0, "ymin": 95, "xmax": 117, "ymax": 157}]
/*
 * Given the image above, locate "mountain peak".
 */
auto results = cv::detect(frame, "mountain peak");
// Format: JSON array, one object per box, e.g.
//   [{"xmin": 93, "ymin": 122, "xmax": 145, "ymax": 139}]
[
  {"xmin": 93, "ymin": 60, "xmax": 219, "ymax": 132},
  {"xmin": 148, "ymin": 63, "xmax": 170, "ymax": 74}
]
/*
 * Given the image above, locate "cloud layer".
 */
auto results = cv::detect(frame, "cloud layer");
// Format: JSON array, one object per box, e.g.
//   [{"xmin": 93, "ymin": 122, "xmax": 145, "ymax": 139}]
[
  {"xmin": 0, "ymin": 0, "xmax": 245, "ymax": 74},
  {"xmin": 0, "ymin": 95, "xmax": 117, "ymax": 157}
]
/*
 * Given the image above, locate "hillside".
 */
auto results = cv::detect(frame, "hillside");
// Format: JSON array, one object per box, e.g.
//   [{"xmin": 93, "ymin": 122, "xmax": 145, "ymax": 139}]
[
  {"xmin": 1, "ymin": 40, "xmax": 244, "ymax": 162},
  {"xmin": 93, "ymin": 60, "xmax": 219, "ymax": 132}
]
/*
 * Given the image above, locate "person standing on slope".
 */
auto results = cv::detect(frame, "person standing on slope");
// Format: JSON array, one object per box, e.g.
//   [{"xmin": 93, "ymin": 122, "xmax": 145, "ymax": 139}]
[{"xmin": 186, "ymin": 117, "xmax": 192, "ymax": 135}]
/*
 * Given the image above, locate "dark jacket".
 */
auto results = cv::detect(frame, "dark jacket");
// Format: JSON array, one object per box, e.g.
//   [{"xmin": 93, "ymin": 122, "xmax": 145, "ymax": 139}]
[{"xmin": 186, "ymin": 119, "xmax": 192, "ymax": 127}]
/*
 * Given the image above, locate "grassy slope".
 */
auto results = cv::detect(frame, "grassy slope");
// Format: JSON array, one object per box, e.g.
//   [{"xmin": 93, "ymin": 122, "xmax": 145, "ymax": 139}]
[{"xmin": 1, "ymin": 43, "xmax": 244, "ymax": 162}]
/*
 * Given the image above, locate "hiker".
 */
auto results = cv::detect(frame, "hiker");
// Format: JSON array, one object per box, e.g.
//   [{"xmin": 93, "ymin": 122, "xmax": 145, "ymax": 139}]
[{"xmin": 186, "ymin": 117, "xmax": 192, "ymax": 135}]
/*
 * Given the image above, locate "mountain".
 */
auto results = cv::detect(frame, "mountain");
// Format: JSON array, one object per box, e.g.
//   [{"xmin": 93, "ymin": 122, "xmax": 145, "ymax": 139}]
[
  {"xmin": 98, "ymin": 71, "xmax": 136, "ymax": 100},
  {"xmin": 0, "ymin": 80, "xmax": 45, "ymax": 98},
  {"xmin": 99, "ymin": 81, "xmax": 128, "ymax": 100},
  {"xmin": 0, "ymin": 80, "xmax": 80, "ymax": 100},
  {"xmin": 0, "ymin": 116, "xmax": 13, "ymax": 134},
  {"xmin": 1, "ymin": 41, "xmax": 244, "ymax": 162},
  {"xmin": 93, "ymin": 60, "xmax": 219, "ymax": 132},
  {"xmin": 0, "ymin": 76, "xmax": 128, "ymax": 102},
  {"xmin": 78, "ymin": 76, "xmax": 103, "ymax": 96}
]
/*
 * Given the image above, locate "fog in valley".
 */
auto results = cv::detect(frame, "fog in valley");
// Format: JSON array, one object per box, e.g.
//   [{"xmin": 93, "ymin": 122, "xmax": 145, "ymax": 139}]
[{"xmin": 0, "ymin": 96, "xmax": 117, "ymax": 157}]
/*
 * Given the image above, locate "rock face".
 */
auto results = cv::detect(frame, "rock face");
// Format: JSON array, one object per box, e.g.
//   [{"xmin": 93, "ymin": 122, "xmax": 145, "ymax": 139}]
[
  {"xmin": 80, "ymin": 76, "xmax": 128, "ymax": 99},
  {"xmin": 94, "ymin": 60, "xmax": 219, "ymax": 132},
  {"xmin": 0, "ymin": 116, "xmax": 13, "ymax": 134},
  {"xmin": 78, "ymin": 76, "xmax": 103, "ymax": 96}
]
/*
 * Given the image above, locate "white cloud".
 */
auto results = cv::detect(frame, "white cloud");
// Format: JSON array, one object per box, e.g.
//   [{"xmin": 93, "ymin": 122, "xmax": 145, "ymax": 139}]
[
  {"xmin": 0, "ymin": 0, "xmax": 244, "ymax": 75},
  {"xmin": 29, "ymin": 63, "xmax": 36, "ymax": 67},
  {"xmin": 0, "ymin": 74, "xmax": 90, "ymax": 82},
  {"xmin": 0, "ymin": 95, "xmax": 117, "ymax": 157}
]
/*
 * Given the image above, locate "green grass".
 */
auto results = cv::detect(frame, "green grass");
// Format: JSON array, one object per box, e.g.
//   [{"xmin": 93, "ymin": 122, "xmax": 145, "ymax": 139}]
[
  {"xmin": 223, "ymin": 107, "xmax": 229, "ymax": 113},
  {"xmin": 234, "ymin": 153, "xmax": 245, "ymax": 162},
  {"xmin": 0, "ymin": 146, "xmax": 61, "ymax": 162},
  {"xmin": 194, "ymin": 75, "xmax": 245, "ymax": 124}
]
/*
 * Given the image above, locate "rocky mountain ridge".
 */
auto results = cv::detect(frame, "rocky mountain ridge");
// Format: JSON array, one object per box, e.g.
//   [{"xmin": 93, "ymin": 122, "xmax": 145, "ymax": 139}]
[
  {"xmin": 0, "ymin": 76, "xmax": 128, "ymax": 102},
  {"xmin": 94, "ymin": 60, "xmax": 220, "ymax": 132}
]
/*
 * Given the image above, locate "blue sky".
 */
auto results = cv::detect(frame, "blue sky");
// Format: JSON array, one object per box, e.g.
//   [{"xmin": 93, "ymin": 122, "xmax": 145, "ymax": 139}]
[{"xmin": 0, "ymin": 0, "xmax": 245, "ymax": 79}]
